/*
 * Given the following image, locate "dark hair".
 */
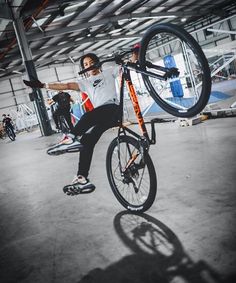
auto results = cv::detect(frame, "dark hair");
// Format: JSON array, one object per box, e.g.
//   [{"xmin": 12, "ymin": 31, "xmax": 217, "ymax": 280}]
[{"xmin": 80, "ymin": 53, "xmax": 100, "ymax": 69}]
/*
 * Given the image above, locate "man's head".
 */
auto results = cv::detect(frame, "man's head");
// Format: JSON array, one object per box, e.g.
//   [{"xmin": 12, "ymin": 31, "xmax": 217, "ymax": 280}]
[
  {"xmin": 80, "ymin": 53, "xmax": 100, "ymax": 76},
  {"xmin": 131, "ymin": 43, "xmax": 140, "ymax": 63}
]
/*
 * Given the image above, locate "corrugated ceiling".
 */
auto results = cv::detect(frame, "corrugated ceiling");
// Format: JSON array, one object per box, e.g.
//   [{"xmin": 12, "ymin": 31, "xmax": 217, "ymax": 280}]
[{"xmin": 0, "ymin": 0, "xmax": 235, "ymax": 79}]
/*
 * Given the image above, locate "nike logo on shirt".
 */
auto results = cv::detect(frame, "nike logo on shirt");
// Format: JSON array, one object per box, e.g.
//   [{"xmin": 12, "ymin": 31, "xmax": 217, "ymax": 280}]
[{"xmin": 93, "ymin": 79, "xmax": 103, "ymax": 87}]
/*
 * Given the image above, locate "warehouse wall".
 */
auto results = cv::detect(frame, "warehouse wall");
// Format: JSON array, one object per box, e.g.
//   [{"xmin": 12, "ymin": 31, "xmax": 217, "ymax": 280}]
[
  {"xmin": 0, "ymin": 64, "xmax": 80, "ymax": 118},
  {"xmin": 0, "ymin": 16, "xmax": 235, "ymax": 116}
]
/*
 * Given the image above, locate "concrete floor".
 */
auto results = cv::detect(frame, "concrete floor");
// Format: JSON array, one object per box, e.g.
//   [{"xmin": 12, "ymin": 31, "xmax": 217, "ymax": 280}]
[{"xmin": 0, "ymin": 117, "xmax": 236, "ymax": 283}]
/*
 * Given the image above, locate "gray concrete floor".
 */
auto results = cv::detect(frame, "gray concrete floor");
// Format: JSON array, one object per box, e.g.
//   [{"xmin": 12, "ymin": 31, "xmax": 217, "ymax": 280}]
[{"xmin": 0, "ymin": 117, "xmax": 236, "ymax": 283}]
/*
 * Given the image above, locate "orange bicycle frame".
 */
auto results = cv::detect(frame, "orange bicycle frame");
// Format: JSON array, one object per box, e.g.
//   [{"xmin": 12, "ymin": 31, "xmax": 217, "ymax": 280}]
[
  {"xmin": 119, "ymin": 67, "xmax": 148, "ymax": 139},
  {"xmin": 125, "ymin": 79, "xmax": 148, "ymax": 137}
]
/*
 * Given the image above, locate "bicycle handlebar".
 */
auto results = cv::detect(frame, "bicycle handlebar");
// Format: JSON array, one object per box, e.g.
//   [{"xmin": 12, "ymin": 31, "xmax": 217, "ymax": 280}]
[
  {"xmin": 78, "ymin": 50, "xmax": 132, "ymax": 75},
  {"xmin": 78, "ymin": 50, "xmax": 179, "ymax": 80}
]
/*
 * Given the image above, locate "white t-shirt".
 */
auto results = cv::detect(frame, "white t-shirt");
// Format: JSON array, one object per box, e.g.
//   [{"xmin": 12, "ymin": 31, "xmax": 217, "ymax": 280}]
[{"xmin": 78, "ymin": 66, "xmax": 120, "ymax": 108}]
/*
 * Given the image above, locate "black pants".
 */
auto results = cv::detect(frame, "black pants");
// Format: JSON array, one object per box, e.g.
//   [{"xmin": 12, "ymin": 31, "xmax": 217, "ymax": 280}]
[
  {"xmin": 71, "ymin": 104, "xmax": 119, "ymax": 178},
  {"xmin": 53, "ymin": 108, "xmax": 73, "ymax": 131}
]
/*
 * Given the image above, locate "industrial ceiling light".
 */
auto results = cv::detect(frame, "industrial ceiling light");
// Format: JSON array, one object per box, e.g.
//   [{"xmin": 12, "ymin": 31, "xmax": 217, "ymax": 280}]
[
  {"xmin": 85, "ymin": 28, "xmax": 92, "ymax": 37},
  {"xmin": 131, "ymin": 15, "xmax": 177, "ymax": 20},
  {"xmin": 109, "ymin": 22, "xmax": 123, "ymax": 34},
  {"xmin": 109, "ymin": 28, "xmax": 122, "ymax": 34},
  {"xmin": 12, "ymin": 70, "xmax": 22, "ymax": 74}
]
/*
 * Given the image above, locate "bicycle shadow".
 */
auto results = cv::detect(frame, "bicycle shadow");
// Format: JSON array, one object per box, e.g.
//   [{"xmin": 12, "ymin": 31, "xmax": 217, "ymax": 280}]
[{"xmin": 77, "ymin": 211, "xmax": 235, "ymax": 283}]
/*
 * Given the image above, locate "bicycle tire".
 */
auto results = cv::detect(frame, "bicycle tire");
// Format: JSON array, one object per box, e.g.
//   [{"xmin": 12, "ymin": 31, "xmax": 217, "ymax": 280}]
[
  {"xmin": 139, "ymin": 23, "xmax": 211, "ymax": 118},
  {"xmin": 6, "ymin": 127, "xmax": 15, "ymax": 141},
  {"xmin": 106, "ymin": 135, "xmax": 157, "ymax": 213},
  {"xmin": 59, "ymin": 116, "xmax": 70, "ymax": 134}
]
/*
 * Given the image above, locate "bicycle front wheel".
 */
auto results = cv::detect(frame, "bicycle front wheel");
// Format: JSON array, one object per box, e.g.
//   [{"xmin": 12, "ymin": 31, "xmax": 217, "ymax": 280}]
[
  {"xmin": 106, "ymin": 135, "xmax": 157, "ymax": 213},
  {"xmin": 139, "ymin": 23, "xmax": 211, "ymax": 118}
]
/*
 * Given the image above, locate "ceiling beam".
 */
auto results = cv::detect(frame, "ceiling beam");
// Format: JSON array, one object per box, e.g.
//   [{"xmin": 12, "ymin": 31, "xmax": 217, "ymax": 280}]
[
  {"xmin": 3, "ymin": 14, "xmax": 235, "ymax": 67},
  {"xmin": 27, "ymin": 11, "xmax": 200, "ymax": 41},
  {"xmin": 207, "ymin": 28, "xmax": 236, "ymax": 35},
  {"xmin": 32, "ymin": 34, "xmax": 141, "ymax": 56},
  {"xmin": 0, "ymin": 44, "xmax": 131, "ymax": 77}
]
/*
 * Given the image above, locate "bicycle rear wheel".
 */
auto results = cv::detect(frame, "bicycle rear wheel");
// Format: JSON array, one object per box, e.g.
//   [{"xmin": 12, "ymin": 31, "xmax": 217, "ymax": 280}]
[
  {"xmin": 139, "ymin": 23, "xmax": 211, "ymax": 118},
  {"xmin": 106, "ymin": 135, "xmax": 157, "ymax": 213},
  {"xmin": 59, "ymin": 116, "xmax": 70, "ymax": 134},
  {"xmin": 6, "ymin": 127, "xmax": 15, "ymax": 141}
]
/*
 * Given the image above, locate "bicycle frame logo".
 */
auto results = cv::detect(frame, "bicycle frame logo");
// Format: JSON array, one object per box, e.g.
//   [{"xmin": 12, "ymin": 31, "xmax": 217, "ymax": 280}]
[{"xmin": 124, "ymin": 77, "xmax": 148, "ymax": 138}]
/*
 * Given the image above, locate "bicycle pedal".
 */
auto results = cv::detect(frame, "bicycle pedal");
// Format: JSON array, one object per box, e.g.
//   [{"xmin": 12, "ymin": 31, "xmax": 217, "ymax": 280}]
[{"xmin": 63, "ymin": 185, "xmax": 78, "ymax": 196}]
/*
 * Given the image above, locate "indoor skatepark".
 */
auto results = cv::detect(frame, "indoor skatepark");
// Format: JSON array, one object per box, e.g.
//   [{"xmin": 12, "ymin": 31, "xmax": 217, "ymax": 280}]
[{"xmin": 0, "ymin": 1, "xmax": 236, "ymax": 283}]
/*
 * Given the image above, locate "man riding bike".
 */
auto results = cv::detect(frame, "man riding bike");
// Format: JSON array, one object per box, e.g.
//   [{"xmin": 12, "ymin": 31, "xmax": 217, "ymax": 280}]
[
  {"xmin": 47, "ymin": 91, "xmax": 75, "ymax": 131},
  {"xmin": 2, "ymin": 114, "xmax": 16, "ymax": 139},
  {"xmin": 24, "ymin": 53, "xmax": 121, "ymax": 193},
  {"xmin": 2, "ymin": 114, "xmax": 16, "ymax": 140}
]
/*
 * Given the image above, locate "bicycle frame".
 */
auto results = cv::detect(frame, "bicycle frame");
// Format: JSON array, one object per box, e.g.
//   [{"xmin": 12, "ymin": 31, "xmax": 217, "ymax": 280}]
[{"xmin": 117, "ymin": 63, "xmax": 158, "ymax": 150}]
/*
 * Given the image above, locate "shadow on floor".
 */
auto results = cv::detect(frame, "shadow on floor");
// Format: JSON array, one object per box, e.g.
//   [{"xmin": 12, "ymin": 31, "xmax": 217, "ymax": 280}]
[{"xmin": 78, "ymin": 212, "xmax": 236, "ymax": 283}]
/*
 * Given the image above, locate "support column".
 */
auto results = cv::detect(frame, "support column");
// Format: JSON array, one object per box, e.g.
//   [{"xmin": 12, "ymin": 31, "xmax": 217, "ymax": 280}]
[
  {"xmin": 9, "ymin": 78, "xmax": 18, "ymax": 110},
  {"xmin": 10, "ymin": 7, "xmax": 53, "ymax": 136}
]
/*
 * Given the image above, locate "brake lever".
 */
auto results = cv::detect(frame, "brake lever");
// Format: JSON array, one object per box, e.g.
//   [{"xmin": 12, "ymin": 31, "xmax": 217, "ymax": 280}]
[{"xmin": 163, "ymin": 67, "xmax": 180, "ymax": 79}]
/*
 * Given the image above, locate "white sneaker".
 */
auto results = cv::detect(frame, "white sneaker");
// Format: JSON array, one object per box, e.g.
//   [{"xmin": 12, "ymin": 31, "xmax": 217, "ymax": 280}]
[
  {"xmin": 47, "ymin": 134, "xmax": 83, "ymax": 155},
  {"xmin": 58, "ymin": 133, "xmax": 75, "ymax": 145},
  {"xmin": 63, "ymin": 175, "xmax": 96, "ymax": 195},
  {"xmin": 71, "ymin": 175, "xmax": 94, "ymax": 189}
]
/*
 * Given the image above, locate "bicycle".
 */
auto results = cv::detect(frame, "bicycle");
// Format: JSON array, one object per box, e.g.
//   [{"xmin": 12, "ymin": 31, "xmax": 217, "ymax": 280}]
[
  {"xmin": 57, "ymin": 114, "xmax": 70, "ymax": 134},
  {"xmin": 78, "ymin": 23, "xmax": 211, "ymax": 213},
  {"xmin": 58, "ymin": 107, "xmax": 84, "ymax": 134},
  {"xmin": 48, "ymin": 99, "xmax": 82, "ymax": 134},
  {"xmin": 4, "ymin": 124, "xmax": 16, "ymax": 141}
]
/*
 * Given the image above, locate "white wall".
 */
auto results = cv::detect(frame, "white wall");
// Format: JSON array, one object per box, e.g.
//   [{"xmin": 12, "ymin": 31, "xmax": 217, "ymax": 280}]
[{"xmin": 0, "ymin": 64, "xmax": 81, "ymax": 118}]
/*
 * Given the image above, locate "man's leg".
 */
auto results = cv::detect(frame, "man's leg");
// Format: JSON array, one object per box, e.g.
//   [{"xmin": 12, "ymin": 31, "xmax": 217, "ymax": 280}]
[
  {"xmin": 71, "ymin": 104, "xmax": 119, "ymax": 137},
  {"xmin": 53, "ymin": 109, "xmax": 60, "ymax": 129},
  {"xmin": 63, "ymin": 120, "xmax": 118, "ymax": 195},
  {"xmin": 78, "ymin": 121, "xmax": 118, "ymax": 178},
  {"xmin": 47, "ymin": 104, "xmax": 119, "ymax": 156}
]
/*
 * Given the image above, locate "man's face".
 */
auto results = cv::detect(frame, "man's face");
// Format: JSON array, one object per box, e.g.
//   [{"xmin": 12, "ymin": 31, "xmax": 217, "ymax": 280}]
[{"xmin": 83, "ymin": 57, "xmax": 100, "ymax": 76}]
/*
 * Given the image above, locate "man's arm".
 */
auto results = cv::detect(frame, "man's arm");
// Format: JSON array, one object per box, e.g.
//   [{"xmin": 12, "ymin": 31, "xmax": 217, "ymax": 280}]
[
  {"xmin": 23, "ymin": 79, "xmax": 80, "ymax": 91},
  {"xmin": 70, "ymin": 96, "xmax": 75, "ymax": 104},
  {"xmin": 45, "ymin": 82, "xmax": 79, "ymax": 91}
]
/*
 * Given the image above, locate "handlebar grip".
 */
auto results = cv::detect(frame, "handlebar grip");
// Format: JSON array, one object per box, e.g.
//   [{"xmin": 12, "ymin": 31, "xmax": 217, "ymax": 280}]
[{"xmin": 78, "ymin": 62, "xmax": 101, "ymax": 75}]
